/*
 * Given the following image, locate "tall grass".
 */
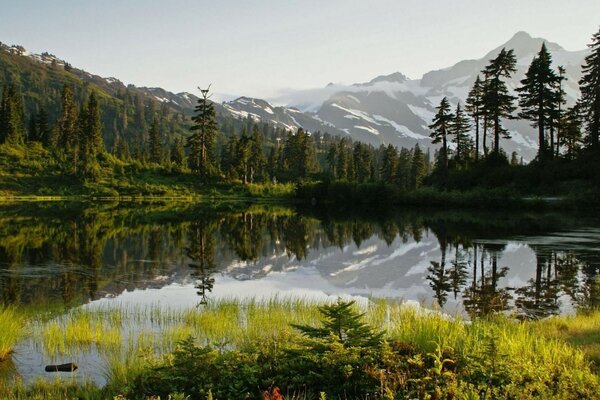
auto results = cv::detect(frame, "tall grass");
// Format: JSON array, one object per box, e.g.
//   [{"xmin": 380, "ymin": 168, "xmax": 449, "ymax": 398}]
[
  {"xmin": 0, "ymin": 307, "xmax": 27, "ymax": 362},
  {"xmin": 3, "ymin": 298, "xmax": 600, "ymax": 398}
]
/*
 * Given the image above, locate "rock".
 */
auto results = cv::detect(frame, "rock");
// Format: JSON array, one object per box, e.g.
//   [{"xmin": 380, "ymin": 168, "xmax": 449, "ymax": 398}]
[{"xmin": 45, "ymin": 363, "xmax": 78, "ymax": 372}]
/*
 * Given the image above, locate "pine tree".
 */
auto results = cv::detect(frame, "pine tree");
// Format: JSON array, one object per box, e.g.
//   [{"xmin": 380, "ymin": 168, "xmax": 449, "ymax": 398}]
[
  {"xmin": 429, "ymin": 97, "xmax": 453, "ymax": 170},
  {"xmin": 561, "ymin": 106, "xmax": 583, "ymax": 160},
  {"xmin": 86, "ymin": 92, "xmax": 103, "ymax": 157},
  {"xmin": 336, "ymin": 138, "xmax": 351, "ymax": 180},
  {"xmin": 517, "ymin": 44, "xmax": 560, "ymax": 161},
  {"xmin": 451, "ymin": 103, "xmax": 472, "ymax": 162},
  {"xmin": 578, "ymin": 27, "xmax": 600, "ymax": 150},
  {"xmin": 353, "ymin": 142, "xmax": 372, "ymax": 183},
  {"xmin": 380, "ymin": 144, "xmax": 398, "ymax": 182},
  {"xmin": 482, "ymin": 48, "xmax": 517, "ymax": 155},
  {"xmin": 249, "ymin": 124, "xmax": 266, "ymax": 183},
  {"xmin": 283, "ymin": 128, "xmax": 318, "ymax": 180},
  {"xmin": 36, "ymin": 106, "xmax": 50, "ymax": 145},
  {"xmin": 55, "ymin": 85, "xmax": 79, "ymax": 154},
  {"xmin": 171, "ymin": 136, "xmax": 186, "ymax": 168},
  {"xmin": 149, "ymin": 117, "xmax": 162, "ymax": 164},
  {"xmin": 188, "ymin": 87, "xmax": 219, "ymax": 177},
  {"xmin": 0, "ymin": 84, "xmax": 26, "ymax": 145},
  {"xmin": 236, "ymin": 132, "xmax": 252, "ymax": 184},
  {"xmin": 410, "ymin": 144, "xmax": 427, "ymax": 189},
  {"xmin": 465, "ymin": 75, "xmax": 484, "ymax": 160},
  {"xmin": 326, "ymin": 142, "xmax": 338, "ymax": 178},
  {"xmin": 28, "ymin": 114, "xmax": 38, "ymax": 142},
  {"xmin": 267, "ymin": 143, "xmax": 282, "ymax": 182},
  {"xmin": 396, "ymin": 147, "xmax": 412, "ymax": 189}
]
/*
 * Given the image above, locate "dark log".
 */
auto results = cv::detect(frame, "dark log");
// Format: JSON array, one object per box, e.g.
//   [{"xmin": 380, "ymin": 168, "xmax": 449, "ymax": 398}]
[{"xmin": 45, "ymin": 362, "xmax": 78, "ymax": 372}]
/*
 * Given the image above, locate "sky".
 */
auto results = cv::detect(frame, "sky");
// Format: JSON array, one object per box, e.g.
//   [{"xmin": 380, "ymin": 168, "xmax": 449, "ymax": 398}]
[{"xmin": 1, "ymin": 0, "xmax": 599, "ymax": 100}]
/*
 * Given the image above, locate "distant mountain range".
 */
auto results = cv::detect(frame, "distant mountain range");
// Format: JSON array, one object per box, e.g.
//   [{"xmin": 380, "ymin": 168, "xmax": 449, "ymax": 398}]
[
  {"xmin": 220, "ymin": 32, "xmax": 588, "ymax": 160},
  {"xmin": 1, "ymin": 32, "xmax": 589, "ymax": 159}
]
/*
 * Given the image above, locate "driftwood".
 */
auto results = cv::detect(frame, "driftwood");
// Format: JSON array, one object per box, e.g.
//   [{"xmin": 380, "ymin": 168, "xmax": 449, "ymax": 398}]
[{"xmin": 45, "ymin": 362, "xmax": 78, "ymax": 372}]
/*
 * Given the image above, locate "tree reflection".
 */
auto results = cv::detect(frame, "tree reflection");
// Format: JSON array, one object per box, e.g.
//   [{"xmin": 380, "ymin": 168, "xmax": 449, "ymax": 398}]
[
  {"xmin": 0, "ymin": 203, "xmax": 598, "ymax": 319},
  {"xmin": 186, "ymin": 221, "xmax": 217, "ymax": 305}
]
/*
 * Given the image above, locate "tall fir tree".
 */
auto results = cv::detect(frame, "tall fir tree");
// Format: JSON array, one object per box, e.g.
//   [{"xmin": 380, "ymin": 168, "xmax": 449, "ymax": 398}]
[
  {"xmin": 561, "ymin": 106, "xmax": 583, "ymax": 160},
  {"xmin": 517, "ymin": 44, "xmax": 560, "ymax": 161},
  {"xmin": 380, "ymin": 144, "xmax": 398, "ymax": 183},
  {"xmin": 85, "ymin": 92, "xmax": 103, "ymax": 157},
  {"xmin": 249, "ymin": 124, "xmax": 266, "ymax": 183},
  {"xmin": 578, "ymin": 27, "xmax": 600, "ymax": 150},
  {"xmin": 55, "ymin": 85, "xmax": 79, "ymax": 154},
  {"xmin": 0, "ymin": 84, "xmax": 26, "ymax": 145},
  {"xmin": 451, "ymin": 103, "xmax": 472, "ymax": 162},
  {"xmin": 283, "ymin": 128, "xmax": 318, "ymax": 179},
  {"xmin": 465, "ymin": 75, "xmax": 484, "ymax": 160},
  {"xmin": 410, "ymin": 144, "xmax": 427, "ymax": 189},
  {"xmin": 188, "ymin": 87, "xmax": 219, "ymax": 177},
  {"xmin": 171, "ymin": 136, "xmax": 186, "ymax": 168},
  {"xmin": 482, "ymin": 48, "xmax": 517, "ymax": 155},
  {"xmin": 429, "ymin": 97, "xmax": 453, "ymax": 170},
  {"xmin": 149, "ymin": 117, "xmax": 162, "ymax": 164},
  {"xmin": 36, "ymin": 106, "xmax": 51, "ymax": 145}
]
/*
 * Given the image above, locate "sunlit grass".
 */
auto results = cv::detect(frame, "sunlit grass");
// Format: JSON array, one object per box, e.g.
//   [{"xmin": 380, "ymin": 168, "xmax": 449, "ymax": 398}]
[
  {"xmin": 533, "ymin": 310, "xmax": 600, "ymax": 368},
  {"xmin": 4, "ymin": 298, "xmax": 600, "ymax": 398},
  {"xmin": 0, "ymin": 307, "xmax": 27, "ymax": 362}
]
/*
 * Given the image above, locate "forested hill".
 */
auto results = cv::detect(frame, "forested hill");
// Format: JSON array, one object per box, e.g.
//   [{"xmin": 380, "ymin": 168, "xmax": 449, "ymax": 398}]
[{"xmin": 0, "ymin": 41, "xmax": 271, "ymax": 153}]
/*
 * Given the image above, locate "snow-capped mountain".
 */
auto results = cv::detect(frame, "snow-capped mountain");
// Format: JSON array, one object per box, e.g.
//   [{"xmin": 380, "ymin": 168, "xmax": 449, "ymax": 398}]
[{"xmin": 221, "ymin": 32, "xmax": 588, "ymax": 160}]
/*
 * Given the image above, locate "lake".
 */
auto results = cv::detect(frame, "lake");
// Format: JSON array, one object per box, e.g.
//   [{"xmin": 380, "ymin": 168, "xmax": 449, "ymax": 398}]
[
  {"xmin": 1, "ymin": 201, "xmax": 599, "ymax": 317},
  {"xmin": 1, "ymin": 200, "xmax": 600, "ymax": 385}
]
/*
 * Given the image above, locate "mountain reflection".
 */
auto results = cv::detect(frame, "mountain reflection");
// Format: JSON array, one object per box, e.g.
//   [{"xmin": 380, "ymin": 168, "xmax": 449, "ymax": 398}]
[{"xmin": 0, "ymin": 202, "xmax": 598, "ymax": 318}]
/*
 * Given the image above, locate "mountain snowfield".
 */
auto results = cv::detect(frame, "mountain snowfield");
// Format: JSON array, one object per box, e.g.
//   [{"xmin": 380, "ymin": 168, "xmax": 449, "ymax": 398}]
[{"xmin": 221, "ymin": 32, "xmax": 589, "ymax": 161}]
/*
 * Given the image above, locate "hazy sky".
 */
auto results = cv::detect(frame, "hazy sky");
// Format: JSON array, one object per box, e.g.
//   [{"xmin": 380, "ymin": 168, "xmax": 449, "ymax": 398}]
[{"xmin": 1, "ymin": 0, "xmax": 599, "ymax": 99}]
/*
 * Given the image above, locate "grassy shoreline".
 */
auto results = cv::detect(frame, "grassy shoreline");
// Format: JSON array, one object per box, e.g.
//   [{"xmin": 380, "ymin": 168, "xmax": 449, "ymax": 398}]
[{"xmin": 1, "ymin": 299, "xmax": 599, "ymax": 399}]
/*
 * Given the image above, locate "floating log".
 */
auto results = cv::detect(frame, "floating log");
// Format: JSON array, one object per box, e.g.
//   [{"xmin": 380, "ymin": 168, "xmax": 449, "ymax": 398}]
[{"xmin": 45, "ymin": 363, "xmax": 78, "ymax": 372}]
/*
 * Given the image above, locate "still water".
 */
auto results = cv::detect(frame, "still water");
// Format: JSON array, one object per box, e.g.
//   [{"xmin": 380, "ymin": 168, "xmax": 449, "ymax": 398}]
[{"xmin": 1, "ymin": 201, "xmax": 599, "ymax": 317}]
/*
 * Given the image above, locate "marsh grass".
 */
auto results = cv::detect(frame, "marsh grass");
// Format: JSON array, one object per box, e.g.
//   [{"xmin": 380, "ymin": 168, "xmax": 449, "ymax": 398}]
[
  {"xmin": 4, "ymin": 298, "xmax": 600, "ymax": 398},
  {"xmin": 0, "ymin": 307, "xmax": 27, "ymax": 362}
]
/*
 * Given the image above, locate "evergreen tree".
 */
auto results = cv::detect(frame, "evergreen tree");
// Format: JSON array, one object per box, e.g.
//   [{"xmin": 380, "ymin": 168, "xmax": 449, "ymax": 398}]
[
  {"xmin": 396, "ymin": 147, "xmax": 412, "ymax": 189},
  {"xmin": 236, "ymin": 132, "xmax": 252, "ymax": 184},
  {"xmin": 171, "ymin": 136, "xmax": 186, "ymax": 168},
  {"xmin": 554, "ymin": 66, "xmax": 567, "ymax": 158},
  {"xmin": 28, "ymin": 114, "xmax": 38, "ymax": 142},
  {"xmin": 352, "ymin": 142, "xmax": 372, "ymax": 182},
  {"xmin": 517, "ymin": 44, "xmax": 560, "ymax": 161},
  {"xmin": 283, "ymin": 128, "xmax": 318, "ymax": 180},
  {"xmin": 380, "ymin": 144, "xmax": 398, "ymax": 182},
  {"xmin": 0, "ymin": 86, "xmax": 7, "ymax": 142},
  {"xmin": 578, "ymin": 27, "xmax": 600, "ymax": 150},
  {"xmin": 561, "ymin": 106, "xmax": 583, "ymax": 160},
  {"xmin": 85, "ymin": 92, "xmax": 103, "ymax": 157},
  {"xmin": 326, "ymin": 142, "xmax": 338, "ymax": 178},
  {"xmin": 410, "ymin": 144, "xmax": 427, "ymax": 189},
  {"xmin": 429, "ymin": 97, "xmax": 453, "ymax": 170},
  {"xmin": 482, "ymin": 48, "xmax": 517, "ymax": 155},
  {"xmin": 249, "ymin": 124, "xmax": 266, "ymax": 183},
  {"xmin": 149, "ymin": 117, "xmax": 162, "ymax": 164},
  {"xmin": 336, "ymin": 138, "xmax": 351, "ymax": 180},
  {"xmin": 188, "ymin": 87, "xmax": 219, "ymax": 177},
  {"xmin": 0, "ymin": 84, "xmax": 26, "ymax": 145},
  {"xmin": 55, "ymin": 85, "xmax": 79, "ymax": 153},
  {"xmin": 36, "ymin": 106, "xmax": 51, "ymax": 145},
  {"xmin": 451, "ymin": 103, "xmax": 472, "ymax": 162},
  {"xmin": 465, "ymin": 75, "xmax": 484, "ymax": 160},
  {"xmin": 267, "ymin": 143, "xmax": 282, "ymax": 182}
]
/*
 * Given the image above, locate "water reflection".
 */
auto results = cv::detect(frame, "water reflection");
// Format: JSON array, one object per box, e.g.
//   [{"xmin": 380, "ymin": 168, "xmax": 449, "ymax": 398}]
[{"xmin": 0, "ymin": 202, "xmax": 599, "ymax": 317}]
